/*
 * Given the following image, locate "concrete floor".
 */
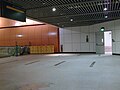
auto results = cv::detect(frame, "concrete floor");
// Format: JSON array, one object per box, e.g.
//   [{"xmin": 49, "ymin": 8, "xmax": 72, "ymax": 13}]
[{"xmin": 0, "ymin": 54, "xmax": 120, "ymax": 90}]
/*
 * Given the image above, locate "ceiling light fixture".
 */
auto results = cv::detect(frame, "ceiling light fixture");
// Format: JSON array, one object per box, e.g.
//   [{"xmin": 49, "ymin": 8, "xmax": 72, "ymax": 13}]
[
  {"xmin": 105, "ymin": 15, "xmax": 108, "ymax": 18},
  {"xmin": 98, "ymin": 2, "xmax": 110, "ymax": 5},
  {"xmin": 52, "ymin": 7, "xmax": 56, "ymax": 11},
  {"xmin": 104, "ymin": 8, "xmax": 108, "ymax": 11},
  {"xmin": 43, "ymin": 3, "xmax": 45, "ymax": 5},
  {"xmin": 16, "ymin": 34, "xmax": 23, "ymax": 38},
  {"xmin": 68, "ymin": 6, "xmax": 73, "ymax": 9},
  {"xmin": 70, "ymin": 18, "xmax": 73, "ymax": 21}
]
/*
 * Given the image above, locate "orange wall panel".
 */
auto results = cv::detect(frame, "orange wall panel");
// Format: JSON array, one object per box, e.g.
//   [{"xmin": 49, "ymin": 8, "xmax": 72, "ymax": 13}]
[
  {"xmin": 9, "ymin": 28, "xmax": 17, "ymax": 41},
  {"xmin": 28, "ymin": 26, "xmax": 35, "ymax": 40},
  {"xmin": 0, "ymin": 30, "xmax": 4, "ymax": 41},
  {"xmin": 20, "ymin": 27, "xmax": 29, "ymax": 40},
  {"xmin": 34, "ymin": 26, "xmax": 41, "ymax": 39},
  {"xmin": 0, "ymin": 17, "xmax": 15, "ymax": 27},
  {"xmin": 0, "ymin": 24, "xmax": 59, "ymax": 52},
  {"xmin": 4, "ymin": 29, "xmax": 10, "ymax": 41}
]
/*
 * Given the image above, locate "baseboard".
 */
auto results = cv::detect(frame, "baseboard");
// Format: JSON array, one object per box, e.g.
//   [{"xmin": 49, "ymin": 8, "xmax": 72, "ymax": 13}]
[
  {"xmin": 0, "ymin": 55, "xmax": 11, "ymax": 58},
  {"xmin": 112, "ymin": 53, "xmax": 120, "ymax": 55},
  {"xmin": 55, "ymin": 52, "xmax": 96, "ymax": 54}
]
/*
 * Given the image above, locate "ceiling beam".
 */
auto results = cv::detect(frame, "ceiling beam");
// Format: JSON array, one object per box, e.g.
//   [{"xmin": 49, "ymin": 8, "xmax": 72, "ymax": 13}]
[
  {"xmin": 36, "ymin": 9, "xmax": 120, "ymax": 19},
  {"xmin": 51, "ymin": 17, "xmax": 119, "ymax": 24},
  {"xmin": 26, "ymin": 0, "xmax": 104, "ymax": 10},
  {"xmin": 54, "ymin": 21, "xmax": 109, "ymax": 27}
]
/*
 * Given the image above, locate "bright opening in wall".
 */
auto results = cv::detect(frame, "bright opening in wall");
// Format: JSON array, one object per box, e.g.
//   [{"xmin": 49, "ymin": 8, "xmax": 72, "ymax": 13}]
[{"xmin": 104, "ymin": 31, "xmax": 112, "ymax": 55}]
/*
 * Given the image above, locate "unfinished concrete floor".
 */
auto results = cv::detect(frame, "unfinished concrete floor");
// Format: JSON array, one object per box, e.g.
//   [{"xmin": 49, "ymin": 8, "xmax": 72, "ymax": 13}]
[{"xmin": 0, "ymin": 54, "xmax": 120, "ymax": 90}]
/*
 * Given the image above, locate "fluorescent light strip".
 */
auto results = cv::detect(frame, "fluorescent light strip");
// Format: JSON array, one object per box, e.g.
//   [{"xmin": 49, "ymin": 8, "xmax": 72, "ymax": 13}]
[{"xmin": 6, "ymin": 6, "xmax": 24, "ymax": 13}]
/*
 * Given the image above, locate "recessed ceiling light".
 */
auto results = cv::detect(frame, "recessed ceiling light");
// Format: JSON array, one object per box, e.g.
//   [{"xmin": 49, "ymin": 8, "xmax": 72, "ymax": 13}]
[
  {"xmin": 70, "ymin": 18, "xmax": 73, "ymax": 21},
  {"xmin": 75, "ymin": 6, "xmax": 78, "ymax": 8},
  {"xmin": 68, "ymin": 6, "xmax": 73, "ymax": 9},
  {"xmin": 98, "ymin": 2, "xmax": 110, "ymax": 5},
  {"xmin": 52, "ymin": 7, "xmax": 56, "ymax": 11},
  {"xmin": 105, "ymin": 15, "xmax": 108, "ymax": 18},
  {"xmin": 104, "ymin": 8, "xmax": 108, "ymax": 11}
]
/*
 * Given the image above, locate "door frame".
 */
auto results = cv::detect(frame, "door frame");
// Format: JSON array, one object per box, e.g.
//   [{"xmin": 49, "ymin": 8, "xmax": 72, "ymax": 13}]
[{"xmin": 104, "ymin": 30, "xmax": 113, "ymax": 54}]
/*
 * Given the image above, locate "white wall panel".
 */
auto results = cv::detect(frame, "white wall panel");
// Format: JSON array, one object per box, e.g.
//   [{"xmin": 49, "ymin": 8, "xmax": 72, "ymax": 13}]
[
  {"xmin": 81, "ymin": 33, "xmax": 89, "ymax": 43},
  {"xmin": 72, "ymin": 43, "xmax": 81, "ymax": 52},
  {"xmin": 72, "ymin": 34, "xmax": 81, "ymax": 43},
  {"xmin": 71, "ymin": 27, "xmax": 81, "ymax": 34},
  {"xmin": 59, "ymin": 28, "xmax": 64, "ymax": 35},
  {"xmin": 115, "ymin": 42, "xmax": 120, "ymax": 53},
  {"xmin": 112, "ymin": 29, "xmax": 116, "ymax": 40},
  {"xmin": 63, "ymin": 43, "xmax": 72, "ymax": 52},
  {"xmin": 64, "ymin": 34, "xmax": 72, "ymax": 43},
  {"xmin": 105, "ymin": 21, "xmax": 115, "ymax": 30},
  {"xmin": 93, "ymin": 43, "xmax": 96, "ymax": 52},
  {"xmin": 72, "ymin": 30, "xmax": 81, "ymax": 34},
  {"xmin": 81, "ymin": 26, "xmax": 89, "ymax": 32},
  {"xmin": 60, "ymin": 34, "xmax": 64, "ymax": 44},
  {"xmin": 80, "ymin": 43, "xmax": 90, "ymax": 52},
  {"xmin": 115, "ymin": 30, "xmax": 120, "ymax": 41},
  {"xmin": 112, "ymin": 42, "xmax": 116, "ymax": 53},
  {"xmin": 89, "ymin": 25, "xmax": 95, "ymax": 32},
  {"xmin": 89, "ymin": 43, "xmax": 95, "ymax": 52},
  {"xmin": 114, "ymin": 20, "xmax": 120, "ymax": 30},
  {"xmin": 89, "ymin": 33, "xmax": 95, "ymax": 43},
  {"xmin": 59, "ymin": 28, "xmax": 64, "ymax": 45},
  {"xmin": 72, "ymin": 27, "xmax": 80, "ymax": 30},
  {"xmin": 63, "ymin": 28, "xmax": 72, "ymax": 34}
]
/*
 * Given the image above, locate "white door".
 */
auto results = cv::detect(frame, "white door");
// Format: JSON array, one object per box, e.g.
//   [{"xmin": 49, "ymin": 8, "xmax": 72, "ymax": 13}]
[{"xmin": 96, "ymin": 32, "xmax": 104, "ymax": 54}]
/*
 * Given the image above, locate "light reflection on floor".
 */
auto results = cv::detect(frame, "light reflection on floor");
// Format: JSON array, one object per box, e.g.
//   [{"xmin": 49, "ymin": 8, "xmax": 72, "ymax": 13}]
[{"xmin": 44, "ymin": 54, "xmax": 79, "ymax": 57}]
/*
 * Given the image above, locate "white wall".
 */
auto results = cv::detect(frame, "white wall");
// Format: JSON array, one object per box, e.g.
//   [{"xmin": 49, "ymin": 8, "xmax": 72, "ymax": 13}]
[
  {"xmin": 60, "ymin": 19, "xmax": 120, "ymax": 54},
  {"xmin": 59, "ymin": 26, "xmax": 95, "ymax": 52}
]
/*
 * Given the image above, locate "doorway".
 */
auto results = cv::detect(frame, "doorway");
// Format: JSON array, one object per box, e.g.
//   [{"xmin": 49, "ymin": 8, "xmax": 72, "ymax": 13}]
[{"xmin": 104, "ymin": 31, "xmax": 112, "ymax": 55}]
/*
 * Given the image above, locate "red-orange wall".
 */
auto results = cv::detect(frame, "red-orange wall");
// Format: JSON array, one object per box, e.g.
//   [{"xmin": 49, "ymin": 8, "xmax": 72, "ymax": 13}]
[
  {"xmin": 0, "ymin": 24, "xmax": 59, "ymax": 52},
  {"xmin": 0, "ymin": 17, "xmax": 15, "ymax": 27}
]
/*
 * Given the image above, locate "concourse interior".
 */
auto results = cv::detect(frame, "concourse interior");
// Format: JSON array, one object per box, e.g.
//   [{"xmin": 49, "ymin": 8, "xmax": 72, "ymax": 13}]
[{"xmin": 0, "ymin": 0, "xmax": 120, "ymax": 90}]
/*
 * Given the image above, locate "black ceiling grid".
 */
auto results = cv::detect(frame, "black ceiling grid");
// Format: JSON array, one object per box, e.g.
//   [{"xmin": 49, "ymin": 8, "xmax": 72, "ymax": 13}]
[{"xmin": 4, "ymin": 0, "xmax": 120, "ymax": 27}]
